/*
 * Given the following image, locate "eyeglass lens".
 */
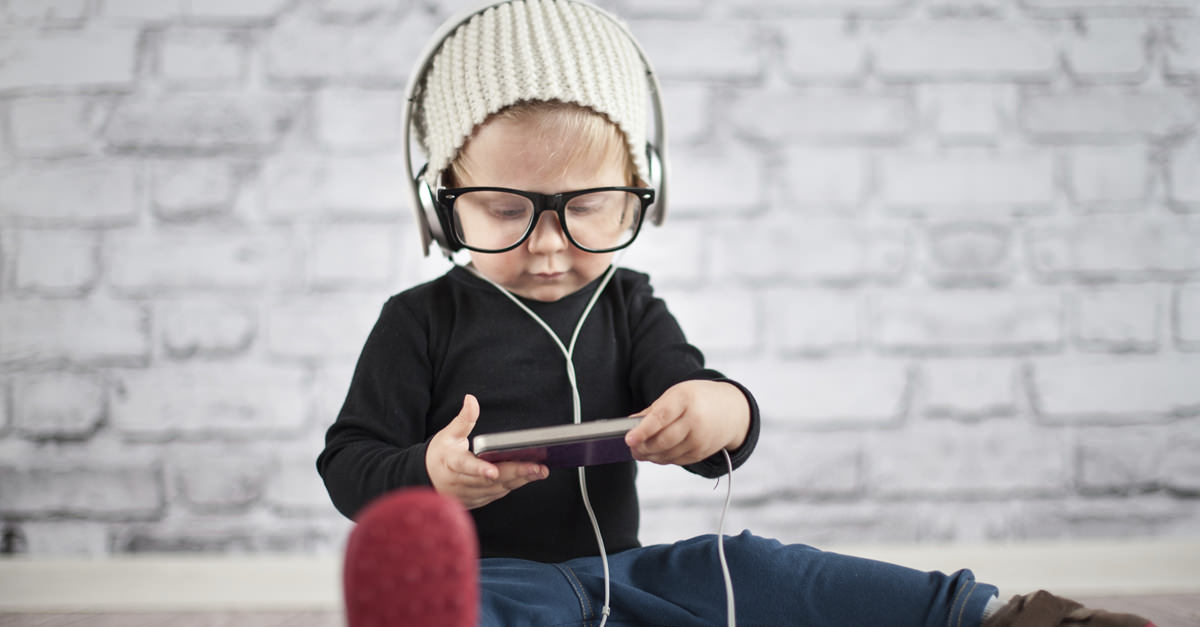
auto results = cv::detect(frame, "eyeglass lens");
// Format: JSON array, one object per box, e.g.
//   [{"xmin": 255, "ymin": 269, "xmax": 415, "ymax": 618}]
[{"xmin": 452, "ymin": 190, "xmax": 643, "ymax": 252}]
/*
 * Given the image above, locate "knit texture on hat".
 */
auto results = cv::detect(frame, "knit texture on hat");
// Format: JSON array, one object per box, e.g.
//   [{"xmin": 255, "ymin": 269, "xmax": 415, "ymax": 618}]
[{"xmin": 415, "ymin": 0, "xmax": 649, "ymax": 186}]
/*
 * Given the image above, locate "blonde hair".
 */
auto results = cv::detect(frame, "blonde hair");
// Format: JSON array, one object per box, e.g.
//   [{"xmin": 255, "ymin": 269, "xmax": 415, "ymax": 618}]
[{"xmin": 447, "ymin": 100, "xmax": 639, "ymax": 187}]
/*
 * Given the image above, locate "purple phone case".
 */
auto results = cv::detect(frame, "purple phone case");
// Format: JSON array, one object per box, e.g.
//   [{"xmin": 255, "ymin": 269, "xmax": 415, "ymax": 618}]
[{"xmin": 476, "ymin": 433, "xmax": 634, "ymax": 468}]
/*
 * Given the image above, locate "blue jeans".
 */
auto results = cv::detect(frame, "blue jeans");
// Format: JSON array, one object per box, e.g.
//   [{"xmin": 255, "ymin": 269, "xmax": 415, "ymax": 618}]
[{"xmin": 480, "ymin": 531, "xmax": 998, "ymax": 626}]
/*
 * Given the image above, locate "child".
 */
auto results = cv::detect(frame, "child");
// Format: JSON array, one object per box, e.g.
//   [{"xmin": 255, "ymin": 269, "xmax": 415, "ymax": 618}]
[{"xmin": 317, "ymin": 1, "xmax": 1156, "ymax": 625}]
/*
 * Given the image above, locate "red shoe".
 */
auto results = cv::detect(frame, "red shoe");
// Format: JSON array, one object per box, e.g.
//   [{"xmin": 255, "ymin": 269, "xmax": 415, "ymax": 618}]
[
  {"xmin": 343, "ymin": 488, "xmax": 478, "ymax": 627},
  {"xmin": 984, "ymin": 590, "xmax": 1156, "ymax": 627}
]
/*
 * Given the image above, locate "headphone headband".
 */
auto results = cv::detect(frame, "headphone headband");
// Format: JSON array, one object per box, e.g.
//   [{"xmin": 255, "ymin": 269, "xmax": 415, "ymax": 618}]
[{"xmin": 401, "ymin": 0, "xmax": 668, "ymax": 257}]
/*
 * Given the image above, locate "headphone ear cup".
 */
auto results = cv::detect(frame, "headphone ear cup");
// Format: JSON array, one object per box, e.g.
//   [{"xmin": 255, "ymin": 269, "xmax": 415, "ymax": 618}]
[
  {"xmin": 417, "ymin": 176, "xmax": 454, "ymax": 253},
  {"xmin": 645, "ymin": 143, "xmax": 666, "ymax": 226}
]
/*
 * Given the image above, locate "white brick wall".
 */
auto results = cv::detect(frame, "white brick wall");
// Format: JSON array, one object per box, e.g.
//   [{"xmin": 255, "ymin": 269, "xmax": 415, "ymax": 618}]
[{"xmin": 2, "ymin": 0, "xmax": 1199, "ymax": 556}]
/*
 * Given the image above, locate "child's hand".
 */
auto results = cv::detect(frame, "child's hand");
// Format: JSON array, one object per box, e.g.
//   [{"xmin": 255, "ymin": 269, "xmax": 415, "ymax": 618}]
[
  {"xmin": 625, "ymin": 380, "xmax": 750, "ymax": 467},
  {"xmin": 426, "ymin": 394, "xmax": 549, "ymax": 510}
]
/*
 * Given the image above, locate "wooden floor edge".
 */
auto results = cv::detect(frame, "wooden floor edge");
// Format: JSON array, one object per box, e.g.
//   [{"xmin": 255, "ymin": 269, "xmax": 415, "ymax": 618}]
[{"xmin": 0, "ymin": 540, "xmax": 1197, "ymax": 612}]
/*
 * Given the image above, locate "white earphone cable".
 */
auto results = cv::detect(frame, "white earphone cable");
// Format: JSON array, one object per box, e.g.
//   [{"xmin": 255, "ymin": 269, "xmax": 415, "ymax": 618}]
[
  {"xmin": 462, "ymin": 259, "xmax": 736, "ymax": 627},
  {"xmin": 463, "ymin": 261, "xmax": 620, "ymax": 626}
]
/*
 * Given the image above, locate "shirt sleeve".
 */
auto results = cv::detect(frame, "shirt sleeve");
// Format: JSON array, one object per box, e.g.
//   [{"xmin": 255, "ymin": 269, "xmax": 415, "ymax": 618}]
[
  {"xmin": 623, "ymin": 272, "xmax": 760, "ymax": 478},
  {"xmin": 316, "ymin": 296, "xmax": 435, "ymax": 520}
]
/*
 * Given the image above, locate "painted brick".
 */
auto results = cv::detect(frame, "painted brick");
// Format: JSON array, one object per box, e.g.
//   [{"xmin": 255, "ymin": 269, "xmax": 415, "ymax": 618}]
[
  {"xmin": 1072, "ymin": 285, "xmax": 1159, "ymax": 352},
  {"xmin": 724, "ymin": 357, "xmax": 910, "ymax": 426},
  {"xmin": 1065, "ymin": 18, "xmax": 1150, "ymax": 82},
  {"xmin": 168, "ymin": 444, "xmax": 271, "ymax": 511},
  {"xmin": 101, "ymin": 0, "xmax": 183, "ymax": 20},
  {"xmin": 1176, "ymin": 284, "xmax": 1200, "ymax": 350},
  {"xmin": 267, "ymin": 294, "xmax": 383, "ymax": 359},
  {"xmin": 655, "ymin": 285, "xmax": 758, "ymax": 356},
  {"xmin": 1028, "ymin": 354, "xmax": 1200, "ymax": 422},
  {"xmin": 266, "ymin": 448, "xmax": 335, "ymax": 512},
  {"xmin": 928, "ymin": 0, "xmax": 1008, "ymax": 14},
  {"xmin": 105, "ymin": 93, "xmax": 299, "ymax": 153},
  {"xmin": 320, "ymin": 0, "xmax": 412, "ymax": 18},
  {"xmin": 1165, "ymin": 19, "xmax": 1200, "ymax": 78},
  {"xmin": 1015, "ymin": 495, "xmax": 1190, "ymax": 540},
  {"xmin": 873, "ymin": 19, "xmax": 1058, "ymax": 80},
  {"xmin": 730, "ymin": 88, "xmax": 912, "ymax": 142},
  {"xmin": 152, "ymin": 160, "xmax": 237, "ymax": 219},
  {"xmin": 309, "ymin": 223, "xmax": 398, "ymax": 287},
  {"xmin": 1021, "ymin": 91, "xmax": 1197, "ymax": 138},
  {"xmin": 113, "ymin": 518, "xmax": 346, "ymax": 553},
  {"xmin": 159, "ymin": 28, "xmax": 245, "ymax": 84},
  {"xmin": 922, "ymin": 358, "xmax": 1018, "ymax": 419},
  {"xmin": 780, "ymin": 20, "xmax": 866, "ymax": 82},
  {"xmin": 0, "ymin": 27, "xmax": 138, "ymax": 90},
  {"xmin": 314, "ymin": 88, "xmax": 404, "ymax": 148},
  {"xmin": 619, "ymin": 221, "xmax": 706, "ymax": 285},
  {"xmin": 106, "ymin": 227, "xmax": 298, "ymax": 291},
  {"xmin": 265, "ymin": 15, "xmax": 432, "ymax": 84},
  {"xmin": 1160, "ymin": 423, "xmax": 1200, "ymax": 493},
  {"xmin": 732, "ymin": 428, "xmax": 862, "ymax": 500},
  {"xmin": 918, "ymin": 84, "xmax": 1016, "ymax": 139},
  {"xmin": 0, "ymin": 383, "xmax": 9, "ymax": 434},
  {"xmin": 712, "ymin": 217, "xmax": 908, "ymax": 285},
  {"xmin": 1168, "ymin": 136, "xmax": 1200, "ymax": 209},
  {"xmin": 12, "ymin": 372, "xmax": 106, "ymax": 439},
  {"xmin": 867, "ymin": 421, "xmax": 1070, "ymax": 497},
  {"xmin": 1077, "ymin": 427, "xmax": 1165, "ymax": 493},
  {"xmin": 726, "ymin": 0, "xmax": 911, "ymax": 15},
  {"xmin": 777, "ymin": 147, "xmax": 867, "ymax": 211},
  {"xmin": 659, "ymin": 82, "xmax": 708, "ymax": 145},
  {"xmin": 636, "ymin": 462, "xmax": 730, "ymax": 507},
  {"xmin": 881, "ymin": 148, "xmax": 1054, "ymax": 216},
  {"xmin": 8, "ymin": 95, "xmax": 103, "ymax": 157},
  {"xmin": 1028, "ymin": 216, "xmax": 1200, "ymax": 280},
  {"xmin": 873, "ymin": 289, "xmax": 1063, "ymax": 355},
  {"xmin": 1068, "ymin": 145, "xmax": 1151, "ymax": 210},
  {"xmin": 725, "ymin": 501, "xmax": 884, "ymax": 546},
  {"xmin": 0, "ymin": 299, "xmax": 149, "ymax": 365},
  {"xmin": 111, "ymin": 364, "xmax": 311, "ymax": 439},
  {"xmin": 1022, "ymin": 0, "xmax": 1197, "ymax": 11},
  {"xmin": 261, "ymin": 153, "xmax": 409, "ymax": 217},
  {"xmin": 667, "ymin": 143, "xmax": 763, "ymax": 216},
  {"xmin": 184, "ymin": 0, "xmax": 291, "ymax": 21},
  {"xmin": 763, "ymin": 287, "xmax": 861, "ymax": 355},
  {"xmin": 5, "ymin": 0, "xmax": 88, "ymax": 21},
  {"xmin": 159, "ymin": 298, "xmax": 256, "ymax": 358},
  {"xmin": 19, "ymin": 521, "xmax": 109, "ymax": 555},
  {"xmin": 0, "ymin": 161, "xmax": 139, "ymax": 226},
  {"xmin": 630, "ymin": 20, "xmax": 761, "ymax": 81},
  {"xmin": 14, "ymin": 229, "xmax": 100, "ymax": 295},
  {"xmin": 0, "ymin": 461, "xmax": 163, "ymax": 518},
  {"xmin": 925, "ymin": 221, "xmax": 1014, "ymax": 286}
]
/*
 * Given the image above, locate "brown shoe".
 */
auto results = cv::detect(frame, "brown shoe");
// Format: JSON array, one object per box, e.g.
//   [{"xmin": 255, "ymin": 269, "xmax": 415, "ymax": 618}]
[{"xmin": 983, "ymin": 590, "xmax": 1156, "ymax": 627}]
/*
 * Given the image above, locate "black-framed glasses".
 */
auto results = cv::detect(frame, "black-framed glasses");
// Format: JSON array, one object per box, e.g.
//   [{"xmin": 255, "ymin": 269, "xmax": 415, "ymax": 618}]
[{"xmin": 436, "ymin": 186, "xmax": 655, "ymax": 253}]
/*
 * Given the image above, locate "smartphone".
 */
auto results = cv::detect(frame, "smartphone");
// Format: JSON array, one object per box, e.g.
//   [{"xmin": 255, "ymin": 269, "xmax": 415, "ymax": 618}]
[{"xmin": 472, "ymin": 416, "xmax": 643, "ymax": 469}]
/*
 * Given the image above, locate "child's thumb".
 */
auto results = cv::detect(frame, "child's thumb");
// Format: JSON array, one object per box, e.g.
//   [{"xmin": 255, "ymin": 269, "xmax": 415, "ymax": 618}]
[{"xmin": 447, "ymin": 394, "xmax": 481, "ymax": 438}]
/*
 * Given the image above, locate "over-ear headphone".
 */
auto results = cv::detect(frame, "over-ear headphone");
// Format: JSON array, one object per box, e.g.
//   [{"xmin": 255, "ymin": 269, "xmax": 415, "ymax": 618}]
[{"xmin": 401, "ymin": 0, "xmax": 669, "ymax": 258}]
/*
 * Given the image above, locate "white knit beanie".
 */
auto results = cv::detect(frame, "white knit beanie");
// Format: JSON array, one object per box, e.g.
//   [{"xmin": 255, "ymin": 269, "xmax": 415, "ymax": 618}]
[{"xmin": 414, "ymin": 0, "xmax": 650, "ymax": 187}]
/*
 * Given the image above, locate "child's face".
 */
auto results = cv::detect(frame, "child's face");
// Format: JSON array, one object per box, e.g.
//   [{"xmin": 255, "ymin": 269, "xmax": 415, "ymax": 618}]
[{"xmin": 453, "ymin": 113, "xmax": 627, "ymax": 302}]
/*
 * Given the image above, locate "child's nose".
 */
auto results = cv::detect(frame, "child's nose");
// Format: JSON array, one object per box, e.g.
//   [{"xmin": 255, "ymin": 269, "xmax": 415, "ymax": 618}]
[{"xmin": 526, "ymin": 212, "xmax": 568, "ymax": 253}]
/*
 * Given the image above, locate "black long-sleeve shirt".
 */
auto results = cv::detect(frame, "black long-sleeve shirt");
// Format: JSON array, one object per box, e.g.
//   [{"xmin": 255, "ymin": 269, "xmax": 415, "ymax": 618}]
[{"xmin": 317, "ymin": 265, "xmax": 760, "ymax": 562}]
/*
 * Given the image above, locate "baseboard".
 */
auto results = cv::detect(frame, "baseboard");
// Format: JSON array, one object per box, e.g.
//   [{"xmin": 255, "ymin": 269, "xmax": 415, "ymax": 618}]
[{"xmin": 1, "ymin": 539, "xmax": 1197, "ymax": 612}]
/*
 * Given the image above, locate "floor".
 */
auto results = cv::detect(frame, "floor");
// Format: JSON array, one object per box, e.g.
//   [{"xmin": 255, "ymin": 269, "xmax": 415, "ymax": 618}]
[{"xmin": 1, "ymin": 594, "xmax": 1198, "ymax": 627}]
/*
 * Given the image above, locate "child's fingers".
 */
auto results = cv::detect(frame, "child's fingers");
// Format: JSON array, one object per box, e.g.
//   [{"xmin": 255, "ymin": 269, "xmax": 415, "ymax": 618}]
[
  {"xmin": 444, "ymin": 394, "xmax": 481, "ymax": 440},
  {"xmin": 448, "ymin": 450, "xmax": 499, "ymax": 482},
  {"xmin": 630, "ymin": 417, "xmax": 689, "ymax": 460},
  {"xmin": 495, "ymin": 462, "xmax": 548, "ymax": 489},
  {"xmin": 626, "ymin": 406, "xmax": 680, "ymax": 449}
]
